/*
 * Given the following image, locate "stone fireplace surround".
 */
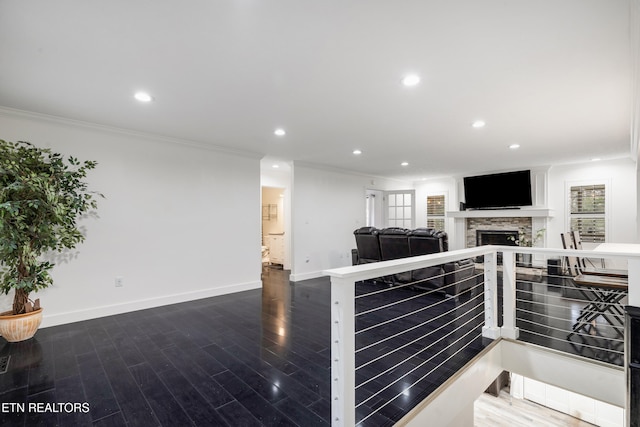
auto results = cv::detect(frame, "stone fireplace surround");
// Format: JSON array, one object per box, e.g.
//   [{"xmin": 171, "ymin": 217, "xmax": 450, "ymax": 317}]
[
  {"xmin": 467, "ymin": 217, "xmax": 532, "ymax": 248},
  {"xmin": 447, "ymin": 206, "xmax": 553, "ymax": 252}
]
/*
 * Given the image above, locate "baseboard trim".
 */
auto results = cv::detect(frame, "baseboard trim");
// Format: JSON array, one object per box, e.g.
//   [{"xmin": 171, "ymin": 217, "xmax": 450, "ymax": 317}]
[
  {"xmin": 39, "ymin": 280, "xmax": 262, "ymax": 328},
  {"xmin": 289, "ymin": 271, "xmax": 326, "ymax": 282}
]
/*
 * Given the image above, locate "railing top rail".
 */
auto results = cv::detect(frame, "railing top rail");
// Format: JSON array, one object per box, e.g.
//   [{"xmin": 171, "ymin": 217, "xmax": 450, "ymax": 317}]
[
  {"xmin": 323, "ymin": 246, "xmax": 494, "ymax": 280},
  {"xmin": 324, "ymin": 244, "xmax": 640, "ymax": 281},
  {"xmin": 500, "ymin": 245, "xmax": 640, "ymax": 260}
]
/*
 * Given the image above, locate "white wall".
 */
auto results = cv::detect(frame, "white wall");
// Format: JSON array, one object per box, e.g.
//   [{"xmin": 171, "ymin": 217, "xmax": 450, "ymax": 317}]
[
  {"xmin": 290, "ymin": 164, "xmax": 411, "ymax": 281},
  {"xmin": 418, "ymin": 163, "xmax": 636, "ymax": 250},
  {"xmin": 546, "ymin": 157, "xmax": 637, "ymax": 248},
  {"xmin": 414, "ymin": 176, "xmax": 458, "ymax": 229},
  {"xmin": 518, "ymin": 376, "xmax": 624, "ymax": 426},
  {"xmin": 0, "ymin": 109, "xmax": 262, "ymax": 326}
]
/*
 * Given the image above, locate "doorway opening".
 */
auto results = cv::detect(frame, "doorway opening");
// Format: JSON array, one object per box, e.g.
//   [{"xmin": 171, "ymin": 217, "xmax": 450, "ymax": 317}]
[
  {"xmin": 365, "ymin": 189, "xmax": 415, "ymax": 229},
  {"xmin": 262, "ymin": 186, "xmax": 285, "ymax": 268}
]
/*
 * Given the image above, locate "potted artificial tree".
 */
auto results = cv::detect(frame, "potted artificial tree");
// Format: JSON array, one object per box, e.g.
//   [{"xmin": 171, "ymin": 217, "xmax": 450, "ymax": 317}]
[{"xmin": 0, "ymin": 140, "xmax": 100, "ymax": 342}]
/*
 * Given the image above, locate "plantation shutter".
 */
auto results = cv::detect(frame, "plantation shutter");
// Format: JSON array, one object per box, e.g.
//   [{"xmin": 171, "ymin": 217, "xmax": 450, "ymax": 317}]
[
  {"xmin": 569, "ymin": 184, "xmax": 606, "ymax": 243},
  {"xmin": 426, "ymin": 195, "xmax": 445, "ymax": 231}
]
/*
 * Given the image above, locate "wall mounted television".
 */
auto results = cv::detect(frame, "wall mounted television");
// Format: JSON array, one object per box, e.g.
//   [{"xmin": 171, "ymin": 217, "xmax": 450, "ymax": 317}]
[{"xmin": 463, "ymin": 170, "xmax": 532, "ymax": 209}]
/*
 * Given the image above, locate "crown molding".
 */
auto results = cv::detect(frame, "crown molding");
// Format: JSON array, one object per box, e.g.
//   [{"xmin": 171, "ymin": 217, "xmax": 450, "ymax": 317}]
[
  {"xmin": 0, "ymin": 106, "xmax": 263, "ymax": 160},
  {"xmin": 292, "ymin": 160, "xmax": 413, "ymax": 186}
]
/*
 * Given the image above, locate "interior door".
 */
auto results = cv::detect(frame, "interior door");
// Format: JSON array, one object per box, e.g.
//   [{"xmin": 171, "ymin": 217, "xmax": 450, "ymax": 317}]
[{"xmin": 384, "ymin": 190, "xmax": 415, "ymax": 229}]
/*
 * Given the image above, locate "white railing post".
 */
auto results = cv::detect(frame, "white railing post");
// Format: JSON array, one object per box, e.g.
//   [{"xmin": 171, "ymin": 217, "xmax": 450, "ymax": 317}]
[
  {"xmin": 330, "ymin": 276, "xmax": 356, "ymax": 427},
  {"xmin": 627, "ymin": 258, "xmax": 640, "ymax": 307},
  {"xmin": 501, "ymin": 249, "xmax": 520, "ymax": 339},
  {"xmin": 482, "ymin": 250, "xmax": 501, "ymax": 339}
]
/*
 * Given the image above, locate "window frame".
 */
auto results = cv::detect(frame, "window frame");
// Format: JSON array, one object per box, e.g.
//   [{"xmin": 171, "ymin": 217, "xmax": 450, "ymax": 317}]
[
  {"xmin": 426, "ymin": 192, "xmax": 447, "ymax": 232},
  {"xmin": 566, "ymin": 179, "xmax": 610, "ymax": 244}
]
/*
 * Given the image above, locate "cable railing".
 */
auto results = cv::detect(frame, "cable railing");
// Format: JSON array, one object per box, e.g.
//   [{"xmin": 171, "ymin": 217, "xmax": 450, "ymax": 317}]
[
  {"xmin": 325, "ymin": 247, "xmax": 499, "ymax": 427},
  {"xmin": 324, "ymin": 245, "xmax": 640, "ymax": 427},
  {"xmin": 353, "ymin": 275, "xmax": 486, "ymax": 426},
  {"xmin": 512, "ymin": 251, "xmax": 626, "ymax": 366}
]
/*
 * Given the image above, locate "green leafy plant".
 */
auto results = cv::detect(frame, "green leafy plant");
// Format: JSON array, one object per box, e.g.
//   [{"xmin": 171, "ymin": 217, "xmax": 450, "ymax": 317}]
[{"xmin": 0, "ymin": 140, "xmax": 101, "ymax": 315}]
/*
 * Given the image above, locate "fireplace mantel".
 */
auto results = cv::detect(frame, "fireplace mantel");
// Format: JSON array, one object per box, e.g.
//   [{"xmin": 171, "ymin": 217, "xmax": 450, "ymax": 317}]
[{"xmin": 446, "ymin": 208, "xmax": 554, "ymax": 219}]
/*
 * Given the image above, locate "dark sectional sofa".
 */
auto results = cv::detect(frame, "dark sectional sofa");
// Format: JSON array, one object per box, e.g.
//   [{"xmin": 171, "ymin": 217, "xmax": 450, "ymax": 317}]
[{"xmin": 352, "ymin": 227, "xmax": 476, "ymax": 297}]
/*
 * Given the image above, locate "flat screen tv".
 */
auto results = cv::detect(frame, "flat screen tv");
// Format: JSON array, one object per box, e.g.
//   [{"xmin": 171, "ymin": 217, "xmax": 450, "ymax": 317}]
[{"xmin": 463, "ymin": 170, "xmax": 532, "ymax": 209}]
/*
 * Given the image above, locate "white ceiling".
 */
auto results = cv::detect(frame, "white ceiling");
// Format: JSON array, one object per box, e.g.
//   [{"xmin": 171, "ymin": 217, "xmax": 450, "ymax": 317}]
[{"xmin": 0, "ymin": 0, "xmax": 633, "ymax": 181}]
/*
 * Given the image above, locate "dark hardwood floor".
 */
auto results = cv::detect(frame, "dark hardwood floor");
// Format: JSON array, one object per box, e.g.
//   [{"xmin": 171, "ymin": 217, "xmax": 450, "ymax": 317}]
[
  {"xmin": 0, "ymin": 267, "xmax": 332, "ymax": 427},
  {"xmin": 0, "ymin": 265, "xmax": 621, "ymax": 426}
]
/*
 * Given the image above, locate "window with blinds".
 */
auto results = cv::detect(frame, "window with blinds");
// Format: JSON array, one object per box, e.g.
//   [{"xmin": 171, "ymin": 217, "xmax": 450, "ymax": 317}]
[
  {"xmin": 569, "ymin": 184, "xmax": 606, "ymax": 243},
  {"xmin": 426, "ymin": 194, "xmax": 445, "ymax": 231}
]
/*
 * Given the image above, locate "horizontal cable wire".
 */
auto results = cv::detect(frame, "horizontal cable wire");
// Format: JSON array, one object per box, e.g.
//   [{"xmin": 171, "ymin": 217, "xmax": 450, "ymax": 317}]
[
  {"xmin": 356, "ymin": 296, "xmax": 451, "ymax": 333},
  {"xmin": 357, "ymin": 286, "xmax": 449, "ymax": 317},
  {"xmin": 356, "ymin": 281, "xmax": 485, "ymax": 335},
  {"xmin": 355, "ymin": 280, "xmax": 432, "ymax": 299},
  {"xmin": 356, "ymin": 285, "xmax": 482, "ymax": 354},
  {"xmin": 515, "ymin": 282, "xmax": 625, "ymax": 321},
  {"xmin": 515, "ymin": 306, "xmax": 624, "ymax": 335},
  {"xmin": 516, "ymin": 301, "xmax": 624, "ymax": 327},
  {"xmin": 355, "ymin": 275, "xmax": 445, "ymax": 299},
  {"xmin": 356, "ymin": 270, "xmax": 483, "ymax": 317},
  {"xmin": 355, "ymin": 268, "xmax": 477, "ymax": 308},
  {"xmin": 516, "ymin": 313, "xmax": 624, "ymax": 345},
  {"xmin": 445, "ymin": 271, "xmax": 484, "ymax": 291},
  {"xmin": 358, "ymin": 330, "xmax": 484, "ymax": 426},
  {"xmin": 356, "ymin": 325, "xmax": 483, "ymax": 415},
  {"xmin": 356, "ymin": 297, "xmax": 485, "ymax": 371},
  {"xmin": 517, "ymin": 276, "xmax": 628, "ymax": 297},
  {"xmin": 355, "ymin": 284, "xmax": 484, "ymax": 354},
  {"xmin": 515, "ymin": 295, "xmax": 625, "ymax": 319},
  {"xmin": 379, "ymin": 330, "xmax": 483, "ymax": 409},
  {"xmin": 518, "ymin": 327, "xmax": 624, "ymax": 356},
  {"xmin": 355, "ymin": 264, "xmax": 479, "ymax": 301},
  {"xmin": 514, "ymin": 285, "xmax": 627, "ymax": 309},
  {"xmin": 515, "ymin": 305, "xmax": 580, "ymax": 327},
  {"xmin": 351, "ymin": 260, "xmax": 484, "ymax": 423},
  {"xmin": 356, "ymin": 310, "xmax": 484, "ymax": 392},
  {"xmin": 512, "ymin": 274, "xmax": 626, "ymax": 364}
]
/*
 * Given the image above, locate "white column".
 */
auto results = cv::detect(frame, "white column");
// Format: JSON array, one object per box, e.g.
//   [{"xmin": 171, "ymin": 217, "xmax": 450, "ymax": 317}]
[
  {"xmin": 482, "ymin": 251, "xmax": 500, "ymax": 339},
  {"xmin": 330, "ymin": 276, "xmax": 356, "ymax": 427},
  {"xmin": 501, "ymin": 250, "xmax": 519, "ymax": 340},
  {"xmin": 632, "ymin": 0, "xmax": 640, "ymax": 241},
  {"xmin": 628, "ymin": 258, "xmax": 640, "ymax": 307}
]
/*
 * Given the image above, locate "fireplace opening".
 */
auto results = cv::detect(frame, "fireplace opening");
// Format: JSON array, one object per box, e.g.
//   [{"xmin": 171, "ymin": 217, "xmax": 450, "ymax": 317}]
[
  {"xmin": 476, "ymin": 230, "xmax": 519, "ymax": 247},
  {"xmin": 476, "ymin": 230, "xmax": 519, "ymax": 264}
]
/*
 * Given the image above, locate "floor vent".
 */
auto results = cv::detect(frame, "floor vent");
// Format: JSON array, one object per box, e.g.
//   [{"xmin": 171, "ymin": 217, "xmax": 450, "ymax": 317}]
[{"xmin": 0, "ymin": 356, "xmax": 10, "ymax": 374}]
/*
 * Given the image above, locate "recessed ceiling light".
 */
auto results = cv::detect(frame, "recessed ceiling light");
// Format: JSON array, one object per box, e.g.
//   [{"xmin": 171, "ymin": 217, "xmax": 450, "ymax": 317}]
[
  {"xmin": 401, "ymin": 162, "xmax": 409, "ymax": 166},
  {"xmin": 591, "ymin": 157, "xmax": 601, "ymax": 162},
  {"xmin": 472, "ymin": 120, "xmax": 486, "ymax": 128},
  {"xmin": 272, "ymin": 164, "xmax": 280, "ymax": 168},
  {"xmin": 353, "ymin": 149, "xmax": 362, "ymax": 155},
  {"xmin": 509, "ymin": 144, "xmax": 520, "ymax": 150},
  {"xmin": 274, "ymin": 128, "xmax": 286, "ymax": 136},
  {"xmin": 402, "ymin": 74, "xmax": 420, "ymax": 87},
  {"xmin": 134, "ymin": 92, "xmax": 153, "ymax": 102}
]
